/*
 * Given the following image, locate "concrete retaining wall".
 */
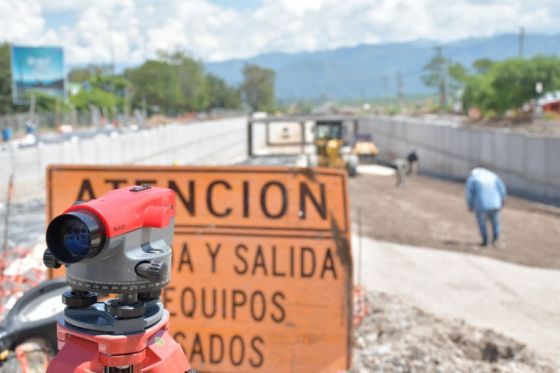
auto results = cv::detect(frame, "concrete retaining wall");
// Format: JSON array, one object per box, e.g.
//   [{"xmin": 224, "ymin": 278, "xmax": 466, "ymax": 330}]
[
  {"xmin": 0, "ymin": 117, "xmax": 248, "ymax": 200},
  {"xmin": 360, "ymin": 116, "xmax": 560, "ymax": 204}
]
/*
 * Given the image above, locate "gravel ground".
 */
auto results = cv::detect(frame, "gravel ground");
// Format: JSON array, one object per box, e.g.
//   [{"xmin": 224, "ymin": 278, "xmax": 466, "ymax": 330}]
[
  {"xmin": 414, "ymin": 114, "xmax": 560, "ymax": 136},
  {"xmin": 349, "ymin": 171, "xmax": 560, "ymax": 269},
  {"xmin": 351, "ymin": 292, "xmax": 556, "ymax": 373},
  {"xmin": 462, "ymin": 118, "xmax": 560, "ymax": 136},
  {"xmin": 0, "ymin": 198, "xmax": 45, "ymax": 250}
]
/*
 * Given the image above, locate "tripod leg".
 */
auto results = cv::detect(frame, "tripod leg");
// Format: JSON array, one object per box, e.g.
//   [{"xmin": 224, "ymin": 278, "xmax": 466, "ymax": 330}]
[
  {"xmin": 142, "ymin": 330, "xmax": 192, "ymax": 372},
  {"xmin": 46, "ymin": 334, "xmax": 99, "ymax": 373}
]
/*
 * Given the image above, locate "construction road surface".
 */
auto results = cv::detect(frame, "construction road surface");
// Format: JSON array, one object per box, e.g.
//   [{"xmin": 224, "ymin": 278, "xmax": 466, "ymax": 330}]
[
  {"xmin": 350, "ymin": 166, "xmax": 560, "ymax": 364},
  {"xmin": 350, "ymin": 165, "xmax": 560, "ymax": 269},
  {"xmin": 352, "ymin": 236, "xmax": 560, "ymax": 363}
]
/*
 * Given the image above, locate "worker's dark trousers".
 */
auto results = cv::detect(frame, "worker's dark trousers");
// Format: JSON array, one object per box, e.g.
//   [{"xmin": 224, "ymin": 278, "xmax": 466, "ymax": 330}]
[{"xmin": 475, "ymin": 209, "xmax": 500, "ymax": 245}]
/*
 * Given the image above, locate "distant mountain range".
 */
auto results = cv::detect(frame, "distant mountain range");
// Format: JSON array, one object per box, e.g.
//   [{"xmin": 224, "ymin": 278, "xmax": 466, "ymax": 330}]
[{"xmin": 205, "ymin": 33, "xmax": 560, "ymax": 100}]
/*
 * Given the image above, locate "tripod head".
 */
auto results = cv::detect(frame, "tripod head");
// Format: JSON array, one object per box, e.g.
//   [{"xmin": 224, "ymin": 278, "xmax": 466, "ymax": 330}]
[{"xmin": 43, "ymin": 185, "xmax": 176, "ymax": 333}]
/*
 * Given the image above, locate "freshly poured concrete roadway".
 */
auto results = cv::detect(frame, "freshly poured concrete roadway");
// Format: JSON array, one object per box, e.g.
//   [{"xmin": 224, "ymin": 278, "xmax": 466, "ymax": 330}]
[{"xmin": 352, "ymin": 235, "xmax": 560, "ymax": 364}]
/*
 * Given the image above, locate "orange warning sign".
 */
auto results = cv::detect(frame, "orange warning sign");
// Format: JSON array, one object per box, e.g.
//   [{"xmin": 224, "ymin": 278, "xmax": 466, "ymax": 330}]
[{"xmin": 47, "ymin": 165, "xmax": 352, "ymax": 372}]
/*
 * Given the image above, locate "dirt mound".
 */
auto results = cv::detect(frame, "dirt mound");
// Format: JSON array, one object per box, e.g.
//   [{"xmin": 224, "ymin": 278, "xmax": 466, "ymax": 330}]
[{"xmin": 351, "ymin": 292, "xmax": 556, "ymax": 372}]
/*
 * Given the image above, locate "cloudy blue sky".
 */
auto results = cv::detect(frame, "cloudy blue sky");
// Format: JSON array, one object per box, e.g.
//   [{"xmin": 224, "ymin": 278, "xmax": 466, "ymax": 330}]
[{"xmin": 0, "ymin": 0, "xmax": 558, "ymax": 65}]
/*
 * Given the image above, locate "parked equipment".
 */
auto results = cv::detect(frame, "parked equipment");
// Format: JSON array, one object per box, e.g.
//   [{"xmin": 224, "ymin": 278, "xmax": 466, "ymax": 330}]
[
  {"xmin": 313, "ymin": 120, "xmax": 359, "ymax": 177},
  {"xmin": 352, "ymin": 133, "xmax": 379, "ymax": 163}
]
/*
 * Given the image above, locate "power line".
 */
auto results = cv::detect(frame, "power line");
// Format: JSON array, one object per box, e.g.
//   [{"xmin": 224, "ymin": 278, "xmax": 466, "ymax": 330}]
[
  {"xmin": 396, "ymin": 71, "xmax": 403, "ymax": 101},
  {"xmin": 382, "ymin": 75, "xmax": 389, "ymax": 104},
  {"xmin": 434, "ymin": 46, "xmax": 447, "ymax": 108}
]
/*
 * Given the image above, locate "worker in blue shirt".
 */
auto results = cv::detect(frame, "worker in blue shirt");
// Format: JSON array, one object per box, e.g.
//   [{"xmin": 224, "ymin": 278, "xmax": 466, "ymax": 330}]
[{"xmin": 465, "ymin": 167, "xmax": 507, "ymax": 247}]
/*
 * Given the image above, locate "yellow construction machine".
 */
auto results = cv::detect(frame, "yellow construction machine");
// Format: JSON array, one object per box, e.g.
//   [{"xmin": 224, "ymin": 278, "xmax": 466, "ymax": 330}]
[
  {"xmin": 312, "ymin": 120, "xmax": 359, "ymax": 177},
  {"xmin": 353, "ymin": 133, "xmax": 379, "ymax": 163}
]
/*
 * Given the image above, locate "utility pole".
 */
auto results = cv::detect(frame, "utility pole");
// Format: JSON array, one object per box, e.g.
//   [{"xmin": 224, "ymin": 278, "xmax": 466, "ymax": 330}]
[
  {"xmin": 108, "ymin": 23, "xmax": 116, "ymax": 74},
  {"xmin": 27, "ymin": 94, "xmax": 36, "ymax": 124},
  {"xmin": 382, "ymin": 75, "xmax": 389, "ymax": 107},
  {"xmin": 360, "ymin": 87, "xmax": 365, "ymax": 104},
  {"xmin": 396, "ymin": 71, "xmax": 403, "ymax": 103},
  {"xmin": 142, "ymin": 31, "xmax": 148, "ymax": 63},
  {"xmin": 518, "ymin": 27, "xmax": 525, "ymax": 58},
  {"xmin": 124, "ymin": 86, "xmax": 131, "ymax": 125},
  {"xmin": 142, "ymin": 95, "xmax": 147, "ymax": 118},
  {"xmin": 55, "ymin": 97, "xmax": 61, "ymax": 128},
  {"xmin": 434, "ymin": 46, "xmax": 447, "ymax": 109}
]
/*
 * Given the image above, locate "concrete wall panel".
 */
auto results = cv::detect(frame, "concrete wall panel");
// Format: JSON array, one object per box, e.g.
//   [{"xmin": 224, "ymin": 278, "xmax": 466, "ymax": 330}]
[
  {"xmin": 545, "ymin": 137, "xmax": 560, "ymax": 182},
  {"xmin": 1, "ymin": 117, "xmax": 248, "ymax": 200},
  {"xmin": 525, "ymin": 136, "xmax": 547, "ymax": 182},
  {"xmin": 506, "ymin": 134, "xmax": 526, "ymax": 176},
  {"xmin": 361, "ymin": 116, "xmax": 560, "ymax": 203}
]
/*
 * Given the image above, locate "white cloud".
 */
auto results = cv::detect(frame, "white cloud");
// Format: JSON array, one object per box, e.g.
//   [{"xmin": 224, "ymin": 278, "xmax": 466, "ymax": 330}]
[
  {"xmin": 0, "ymin": 0, "xmax": 45, "ymax": 43},
  {"xmin": 0, "ymin": 0, "xmax": 558, "ymax": 65}
]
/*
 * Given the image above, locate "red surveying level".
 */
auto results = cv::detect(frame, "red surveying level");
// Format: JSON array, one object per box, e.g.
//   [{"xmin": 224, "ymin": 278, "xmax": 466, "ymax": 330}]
[{"xmin": 43, "ymin": 186, "xmax": 194, "ymax": 372}]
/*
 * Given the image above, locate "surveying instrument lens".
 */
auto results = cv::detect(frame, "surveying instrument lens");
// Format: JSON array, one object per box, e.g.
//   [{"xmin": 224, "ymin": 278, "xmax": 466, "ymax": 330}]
[
  {"xmin": 62, "ymin": 219, "xmax": 90, "ymax": 255},
  {"xmin": 46, "ymin": 211, "xmax": 105, "ymax": 264}
]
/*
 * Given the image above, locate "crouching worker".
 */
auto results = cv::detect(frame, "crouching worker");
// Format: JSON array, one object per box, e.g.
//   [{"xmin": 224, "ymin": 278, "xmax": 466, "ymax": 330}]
[{"xmin": 465, "ymin": 167, "xmax": 507, "ymax": 247}]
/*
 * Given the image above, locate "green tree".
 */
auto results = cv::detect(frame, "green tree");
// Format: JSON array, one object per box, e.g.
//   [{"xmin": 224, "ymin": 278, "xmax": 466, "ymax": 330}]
[
  {"xmin": 492, "ymin": 56, "xmax": 560, "ymax": 114},
  {"xmin": 0, "ymin": 43, "xmax": 17, "ymax": 114},
  {"xmin": 68, "ymin": 65, "xmax": 112, "ymax": 83},
  {"xmin": 206, "ymin": 74, "xmax": 241, "ymax": 110},
  {"xmin": 448, "ymin": 62, "xmax": 467, "ymax": 93},
  {"xmin": 422, "ymin": 51, "xmax": 466, "ymax": 109},
  {"xmin": 422, "ymin": 51, "xmax": 448, "ymax": 107},
  {"xmin": 462, "ymin": 56, "xmax": 560, "ymax": 116},
  {"xmin": 126, "ymin": 51, "xmax": 211, "ymax": 114},
  {"xmin": 33, "ymin": 91, "xmax": 67, "ymax": 112},
  {"xmin": 240, "ymin": 64, "xmax": 275, "ymax": 112},
  {"xmin": 127, "ymin": 59, "xmax": 175, "ymax": 113},
  {"xmin": 473, "ymin": 58, "xmax": 494, "ymax": 75},
  {"xmin": 68, "ymin": 74, "xmax": 131, "ymax": 115},
  {"xmin": 70, "ymin": 88, "xmax": 119, "ymax": 113},
  {"xmin": 160, "ymin": 51, "xmax": 209, "ymax": 112},
  {"xmin": 90, "ymin": 75, "xmax": 131, "ymax": 99},
  {"xmin": 462, "ymin": 73, "xmax": 496, "ymax": 114}
]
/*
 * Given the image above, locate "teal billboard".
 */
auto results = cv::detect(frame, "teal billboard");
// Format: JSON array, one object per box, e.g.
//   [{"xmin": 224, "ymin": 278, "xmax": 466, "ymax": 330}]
[{"xmin": 10, "ymin": 46, "xmax": 65, "ymax": 104}]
